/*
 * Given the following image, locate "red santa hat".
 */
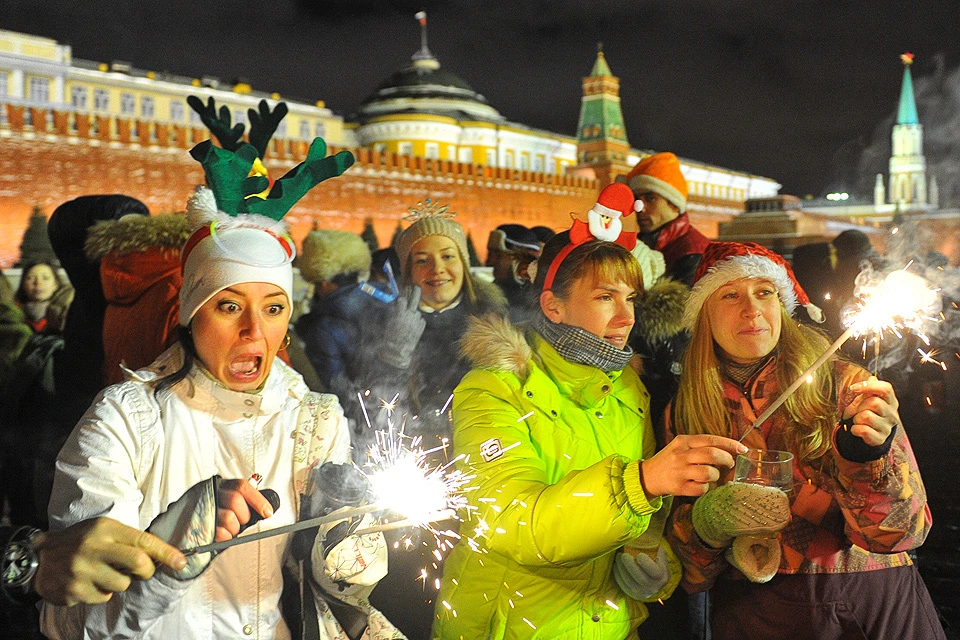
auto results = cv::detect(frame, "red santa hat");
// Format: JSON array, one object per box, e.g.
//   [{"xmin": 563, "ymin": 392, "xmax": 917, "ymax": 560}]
[
  {"xmin": 682, "ymin": 241, "xmax": 823, "ymax": 329},
  {"xmin": 589, "ymin": 182, "xmax": 639, "ymax": 223}
]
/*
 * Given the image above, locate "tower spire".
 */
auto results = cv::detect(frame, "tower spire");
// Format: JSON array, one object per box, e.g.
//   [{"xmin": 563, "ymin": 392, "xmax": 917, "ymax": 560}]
[
  {"xmin": 412, "ymin": 11, "xmax": 434, "ymax": 61},
  {"xmin": 897, "ymin": 52, "xmax": 919, "ymax": 125}
]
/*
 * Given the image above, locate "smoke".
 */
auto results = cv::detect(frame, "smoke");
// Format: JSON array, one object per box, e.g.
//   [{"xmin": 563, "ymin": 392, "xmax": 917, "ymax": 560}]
[{"xmin": 854, "ymin": 55, "xmax": 960, "ymax": 208}]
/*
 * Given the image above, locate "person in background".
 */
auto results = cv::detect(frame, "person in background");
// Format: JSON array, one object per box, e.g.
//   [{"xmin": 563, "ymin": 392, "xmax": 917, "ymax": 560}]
[
  {"xmin": 296, "ymin": 228, "xmax": 390, "ymax": 396},
  {"xmin": 47, "ymin": 195, "xmax": 150, "ymax": 422},
  {"xmin": 14, "ymin": 261, "xmax": 73, "ymax": 336},
  {"xmin": 622, "ymin": 152, "xmax": 709, "ymax": 287},
  {"xmin": 485, "ymin": 223, "xmax": 541, "ymax": 315},
  {"xmin": 665, "ymin": 241, "xmax": 944, "ymax": 640},
  {"xmin": 83, "ymin": 211, "xmax": 193, "ymax": 385},
  {"xmin": 434, "ymin": 214, "xmax": 747, "ymax": 639},
  {"xmin": 359, "ymin": 204, "xmax": 507, "ymax": 640},
  {"xmin": 530, "ymin": 224, "xmax": 556, "ymax": 250},
  {"xmin": 791, "ymin": 229, "xmax": 885, "ymax": 341}
]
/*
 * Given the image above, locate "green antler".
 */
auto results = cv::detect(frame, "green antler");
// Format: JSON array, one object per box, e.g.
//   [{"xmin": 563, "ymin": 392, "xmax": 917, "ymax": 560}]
[
  {"xmin": 247, "ymin": 100, "xmax": 289, "ymax": 160},
  {"xmin": 187, "ymin": 94, "xmax": 354, "ymax": 219},
  {"xmin": 246, "ymin": 138, "xmax": 355, "ymax": 221},
  {"xmin": 187, "ymin": 96, "xmax": 245, "ymax": 151}
]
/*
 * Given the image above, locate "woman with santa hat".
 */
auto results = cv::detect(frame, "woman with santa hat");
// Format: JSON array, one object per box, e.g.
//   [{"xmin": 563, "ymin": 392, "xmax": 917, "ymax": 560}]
[
  {"xmin": 432, "ymin": 184, "xmax": 746, "ymax": 639},
  {"xmin": 664, "ymin": 241, "xmax": 944, "ymax": 639}
]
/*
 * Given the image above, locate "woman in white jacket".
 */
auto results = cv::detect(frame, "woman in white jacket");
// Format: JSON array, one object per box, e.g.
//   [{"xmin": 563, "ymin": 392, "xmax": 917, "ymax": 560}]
[{"xmin": 40, "ymin": 190, "xmax": 402, "ymax": 640}]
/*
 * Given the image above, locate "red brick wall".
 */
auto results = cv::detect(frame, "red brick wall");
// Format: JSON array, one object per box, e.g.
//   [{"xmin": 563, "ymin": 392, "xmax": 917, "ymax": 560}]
[{"xmin": 0, "ymin": 105, "xmax": 600, "ymax": 267}]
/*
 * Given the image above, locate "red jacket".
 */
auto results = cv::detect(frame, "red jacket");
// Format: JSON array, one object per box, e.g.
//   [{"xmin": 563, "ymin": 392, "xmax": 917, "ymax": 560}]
[{"xmin": 644, "ymin": 213, "xmax": 710, "ymax": 285}]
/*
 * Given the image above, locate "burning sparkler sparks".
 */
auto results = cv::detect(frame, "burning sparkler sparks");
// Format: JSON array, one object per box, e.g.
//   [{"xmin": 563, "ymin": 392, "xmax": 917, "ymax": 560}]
[{"xmin": 742, "ymin": 262, "xmax": 942, "ymax": 441}]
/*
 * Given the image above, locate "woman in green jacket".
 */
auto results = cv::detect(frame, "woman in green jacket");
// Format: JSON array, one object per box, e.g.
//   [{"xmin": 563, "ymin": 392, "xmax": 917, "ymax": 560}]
[{"xmin": 434, "ymin": 187, "xmax": 747, "ymax": 640}]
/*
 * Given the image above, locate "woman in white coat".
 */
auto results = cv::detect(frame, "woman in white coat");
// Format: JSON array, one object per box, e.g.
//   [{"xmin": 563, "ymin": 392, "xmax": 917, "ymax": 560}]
[{"xmin": 40, "ymin": 189, "xmax": 402, "ymax": 640}]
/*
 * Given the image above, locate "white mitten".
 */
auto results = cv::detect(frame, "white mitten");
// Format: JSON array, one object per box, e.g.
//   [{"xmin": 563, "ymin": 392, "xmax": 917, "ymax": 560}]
[
  {"xmin": 691, "ymin": 482, "xmax": 791, "ymax": 548},
  {"xmin": 311, "ymin": 512, "xmax": 388, "ymax": 598},
  {"xmin": 614, "ymin": 544, "xmax": 671, "ymax": 601},
  {"xmin": 726, "ymin": 535, "xmax": 781, "ymax": 583}
]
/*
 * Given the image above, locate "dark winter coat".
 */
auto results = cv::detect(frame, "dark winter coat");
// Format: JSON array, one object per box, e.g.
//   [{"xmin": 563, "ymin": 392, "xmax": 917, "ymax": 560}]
[
  {"xmin": 631, "ymin": 277, "xmax": 690, "ymax": 445},
  {"xmin": 639, "ymin": 213, "xmax": 711, "ymax": 286},
  {"xmin": 296, "ymin": 281, "xmax": 391, "ymax": 390},
  {"xmin": 84, "ymin": 214, "xmax": 192, "ymax": 385},
  {"xmin": 48, "ymin": 195, "xmax": 148, "ymax": 416}
]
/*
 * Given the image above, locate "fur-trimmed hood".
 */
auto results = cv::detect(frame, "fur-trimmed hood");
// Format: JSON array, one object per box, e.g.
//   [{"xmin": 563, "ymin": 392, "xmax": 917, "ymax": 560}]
[
  {"xmin": 84, "ymin": 214, "xmax": 193, "ymax": 260},
  {"xmin": 458, "ymin": 314, "xmax": 532, "ymax": 378},
  {"xmin": 634, "ymin": 277, "xmax": 690, "ymax": 345}
]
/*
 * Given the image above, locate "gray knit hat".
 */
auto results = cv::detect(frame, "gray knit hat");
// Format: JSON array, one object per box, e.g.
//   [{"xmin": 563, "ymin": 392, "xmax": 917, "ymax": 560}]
[{"xmin": 394, "ymin": 200, "xmax": 469, "ymax": 274}]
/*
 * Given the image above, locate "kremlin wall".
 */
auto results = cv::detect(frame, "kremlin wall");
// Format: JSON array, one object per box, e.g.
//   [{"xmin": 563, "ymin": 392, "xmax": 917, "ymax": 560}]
[
  {"xmin": 0, "ymin": 26, "xmax": 781, "ymax": 267},
  {"xmin": 0, "ymin": 102, "xmax": 599, "ymax": 266}
]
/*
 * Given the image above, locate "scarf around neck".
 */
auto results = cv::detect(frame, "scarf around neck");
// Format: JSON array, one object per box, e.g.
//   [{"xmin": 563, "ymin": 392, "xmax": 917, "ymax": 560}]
[{"xmin": 534, "ymin": 311, "xmax": 633, "ymax": 373}]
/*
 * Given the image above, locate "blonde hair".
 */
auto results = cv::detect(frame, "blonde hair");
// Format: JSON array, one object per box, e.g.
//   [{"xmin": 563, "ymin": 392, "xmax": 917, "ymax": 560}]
[{"xmin": 673, "ymin": 304, "xmax": 838, "ymax": 463}]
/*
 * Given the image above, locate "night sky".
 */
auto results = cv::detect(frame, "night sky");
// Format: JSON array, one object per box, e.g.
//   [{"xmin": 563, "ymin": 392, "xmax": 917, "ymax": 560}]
[{"xmin": 4, "ymin": 0, "xmax": 960, "ymax": 201}]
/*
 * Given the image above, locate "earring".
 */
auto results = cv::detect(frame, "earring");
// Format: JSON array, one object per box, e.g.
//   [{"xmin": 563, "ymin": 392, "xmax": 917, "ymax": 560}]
[{"xmin": 280, "ymin": 334, "xmax": 291, "ymax": 351}]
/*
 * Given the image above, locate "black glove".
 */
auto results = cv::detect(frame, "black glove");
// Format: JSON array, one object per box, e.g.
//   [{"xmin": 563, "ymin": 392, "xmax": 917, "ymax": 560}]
[
  {"xmin": 292, "ymin": 463, "xmax": 371, "ymax": 561},
  {"xmin": 380, "ymin": 287, "xmax": 426, "ymax": 369}
]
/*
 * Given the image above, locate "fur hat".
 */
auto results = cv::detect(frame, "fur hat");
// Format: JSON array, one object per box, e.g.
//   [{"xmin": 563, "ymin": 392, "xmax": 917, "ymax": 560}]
[
  {"xmin": 624, "ymin": 152, "xmax": 688, "ymax": 213},
  {"xmin": 178, "ymin": 187, "xmax": 295, "ymax": 326},
  {"xmin": 394, "ymin": 200, "xmax": 469, "ymax": 274},
  {"xmin": 299, "ymin": 230, "xmax": 372, "ymax": 284},
  {"xmin": 683, "ymin": 241, "xmax": 823, "ymax": 329}
]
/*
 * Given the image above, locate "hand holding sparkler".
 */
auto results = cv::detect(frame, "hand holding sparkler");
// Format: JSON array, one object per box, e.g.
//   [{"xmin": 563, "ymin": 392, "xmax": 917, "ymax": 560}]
[
  {"xmin": 841, "ymin": 377, "xmax": 900, "ymax": 447},
  {"xmin": 741, "ymin": 265, "xmax": 940, "ymax": 442}
]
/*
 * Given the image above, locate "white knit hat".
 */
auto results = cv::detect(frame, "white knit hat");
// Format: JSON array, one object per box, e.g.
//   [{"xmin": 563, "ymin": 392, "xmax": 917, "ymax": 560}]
[{"xmin": 179, "ymin": 187, "xmax": 294, "ymax": 326}]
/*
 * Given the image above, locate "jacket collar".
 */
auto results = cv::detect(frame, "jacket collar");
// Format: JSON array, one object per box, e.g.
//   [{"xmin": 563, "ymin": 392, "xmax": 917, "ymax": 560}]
[{"xmin": 128, "ymin": 343, "xmax": 305, "ymax": 416}]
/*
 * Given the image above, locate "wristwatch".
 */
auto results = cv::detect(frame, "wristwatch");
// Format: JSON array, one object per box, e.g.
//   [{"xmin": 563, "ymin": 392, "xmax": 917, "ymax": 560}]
[{"xmin": 2, "ymin": 527, "xmax": 41, "ymax": 604}]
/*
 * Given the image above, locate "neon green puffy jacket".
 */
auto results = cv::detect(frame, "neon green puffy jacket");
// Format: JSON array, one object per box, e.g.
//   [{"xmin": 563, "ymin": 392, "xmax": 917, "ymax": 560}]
[{"xmin": 434, "ymin": 317, "xmax": 680, "ymax": 640}]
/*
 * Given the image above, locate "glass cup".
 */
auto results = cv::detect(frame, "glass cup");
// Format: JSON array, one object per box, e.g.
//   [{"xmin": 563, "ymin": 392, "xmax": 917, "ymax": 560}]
[{"xmin": 733, "ymin": 449, "xmax": 794, "ymax": 494}]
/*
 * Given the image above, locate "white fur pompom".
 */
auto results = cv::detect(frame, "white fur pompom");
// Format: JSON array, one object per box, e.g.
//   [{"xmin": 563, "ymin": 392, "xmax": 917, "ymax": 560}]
[
  {"xmin": 185, "ymin": 186, "xmax": 289, "ymax": 235},
  {"xmin": 186, "ymin": 186, "xmax": 219, "ymax": 227}
]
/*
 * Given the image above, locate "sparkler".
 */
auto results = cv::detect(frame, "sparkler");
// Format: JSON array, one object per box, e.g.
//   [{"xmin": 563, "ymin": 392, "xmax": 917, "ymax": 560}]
[
  {"xmin": 740, "ymin": 264, "xmax": 941, "ymax": 441},
  {"xmin": 183, "ymin": 393, "xmax": 471, "ymax": 556}
]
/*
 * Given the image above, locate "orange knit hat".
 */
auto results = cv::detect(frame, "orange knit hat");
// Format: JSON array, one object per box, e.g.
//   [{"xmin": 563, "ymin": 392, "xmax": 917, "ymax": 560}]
[{"xmin": 624, "ymin": 152, "xmax": 688, "ymax": 213}]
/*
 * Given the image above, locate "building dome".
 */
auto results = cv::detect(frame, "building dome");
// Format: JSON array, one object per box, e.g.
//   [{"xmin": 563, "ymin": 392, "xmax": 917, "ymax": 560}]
[{"xmin": 350, "ymin": 48, "xmax": 503, "ymax": 123}]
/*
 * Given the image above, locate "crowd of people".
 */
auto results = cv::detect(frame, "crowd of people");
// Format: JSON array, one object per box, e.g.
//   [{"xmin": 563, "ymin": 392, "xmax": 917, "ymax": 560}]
[{"xmin": 0, "ymin": 138, "xmax": 949, "ymax": 640}]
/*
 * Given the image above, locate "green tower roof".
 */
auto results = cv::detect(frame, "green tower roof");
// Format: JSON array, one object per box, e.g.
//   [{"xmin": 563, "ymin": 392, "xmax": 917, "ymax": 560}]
[{"xmin": 897, "ymin": 54, "xmax": 919, "ymax": 125}]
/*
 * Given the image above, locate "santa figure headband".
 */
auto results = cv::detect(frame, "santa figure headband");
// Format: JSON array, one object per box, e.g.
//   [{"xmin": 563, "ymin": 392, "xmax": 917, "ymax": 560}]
[{"xmin": 542, "ymin": 183, "xmax": 640, "ymax": 291}]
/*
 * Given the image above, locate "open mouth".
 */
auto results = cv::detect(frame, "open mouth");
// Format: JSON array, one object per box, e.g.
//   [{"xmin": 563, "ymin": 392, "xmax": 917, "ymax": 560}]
[{"xmin": 229, "ymin": 355, "xmax": 262, "ymax": 377}]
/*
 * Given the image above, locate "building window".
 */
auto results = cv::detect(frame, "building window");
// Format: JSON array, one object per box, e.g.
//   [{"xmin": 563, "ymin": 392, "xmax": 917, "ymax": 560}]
[
  {"xmin": 94, "ymin": 89, "xmax": 109, "ymax": 111},
  {"xmin": 190, "ymin": 107, "xmax": 202, "ymax": 125},
  {"xmin": 425, "ymin": 142, "xmax": 440, "ymax": 159},
  {"xmin": 120, "ymin": 92, "xmax": 135, "ymax": 115},
  {"xmin": 504, "ymin": 151, "xmax": 514, "ymax": 168},
  {"xmin": 70, "ymin": 85, "xmax": 87, "ymax": 108},
  {"xmin": 373, "ymin": 142, "xmax": 386, "ymax": 153},
  {"xmin": 314, "ymin": 121, "xmax": 326, "ymax": 139},
  {"xmin": 519, "ymin": 154, "xmax": 529, "ymax": 170},
  {"xmin": 141, "ymin": 96, "xmax": 154, "ymax": 118},
  {"xmin": 547, "ymin": 158, "xmax": 557, "ymax": 174},
  {"xmin": 533, "ymin": 155, "xmax": 544, "ymax": 172},
  {"xmin": 458, "ymin": 147, "xmax": 473, "ymax": 163},
  {"xmin": 398, "ymin": 142, "xmax": 413, "ymax": 156},
  {"xmin": 233, "ymin": 108, "xmax": 246, "ymax": 127},
  {"xmin": 28, "ymin": 77, "xmax": 49, "ymax": 103},
  {"xmin": 447, "ymin": 146, "xmax": 456, "ymax": 161},
  {"xmin": 0, "ymin": 72, "xmax": 7, "ymax": 97},
  {"xmin": 486, "ymin": 149, "xmax": 497, "ymax": 167},
  {"xmin": 170, "ymin": 100, "xmax": 184, "ymax": 122},
  {"xmin": 299, "ymin": 120, "xmax": 310, "ymax": 140},
  {"xmin": 275, "ymin": 119, "xmax": 287, "ymax": 138}
]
